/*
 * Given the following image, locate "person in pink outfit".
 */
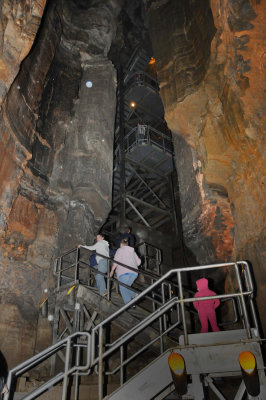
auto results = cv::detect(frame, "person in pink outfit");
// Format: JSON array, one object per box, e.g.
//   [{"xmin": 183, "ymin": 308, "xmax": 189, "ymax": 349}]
[
  {"xmin": 193, "ymin": 278, "xmax": 220, "ymax": 333},
  {"xmin": 110, "ymin": 239, "xmax": 141, "ymax": 304}
]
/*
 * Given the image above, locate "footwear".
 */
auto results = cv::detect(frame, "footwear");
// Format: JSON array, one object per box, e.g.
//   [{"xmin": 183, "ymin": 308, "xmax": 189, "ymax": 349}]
[
  {"xmin": 102, "ymin": 291, "xmax": 108, "ymax": 297},
  {"xmin": 132, "ymin": 305, "xmax": 136, "ymax": 309}
]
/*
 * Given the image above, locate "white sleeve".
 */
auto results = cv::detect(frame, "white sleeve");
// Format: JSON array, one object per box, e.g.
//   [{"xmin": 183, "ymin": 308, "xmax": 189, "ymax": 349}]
[{"xmin": 82, "ymin": 243, "xmax": 97, "ymax": 251}]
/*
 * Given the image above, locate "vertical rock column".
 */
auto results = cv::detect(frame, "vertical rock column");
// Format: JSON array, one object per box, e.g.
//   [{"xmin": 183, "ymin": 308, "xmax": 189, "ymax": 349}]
[
  {"xmin": 49, "ymin": 57, "xmax": 117, "ymax": 251},
  {"xmin": 0, "ymin": 0, "xmax": 121, "ymax": 366}
]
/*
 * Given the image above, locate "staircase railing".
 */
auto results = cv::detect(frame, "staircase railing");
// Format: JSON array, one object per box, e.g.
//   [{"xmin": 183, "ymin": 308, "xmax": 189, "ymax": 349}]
[
  {"xmin": 4, "ymin": 332, "xmax": 91, "ymax": 400},
  {"xmin": 53, "ymin": 245, "xmax": 164, "ymax": 303},
  {"xmin": 88, "ymin": 261, "xmax": 259, "ymax": 398},
  {"xmin": 53, "ymin": 246, "xmax": 242, "ymax": 328},
  {"xmin": 5, "ymin": 261, "xmax": 259, "ymax": 400}
]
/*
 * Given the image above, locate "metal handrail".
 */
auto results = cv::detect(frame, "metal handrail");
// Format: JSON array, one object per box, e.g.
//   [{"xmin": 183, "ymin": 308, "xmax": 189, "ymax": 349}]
[
  {"xmin": 89, "ymin": 261, "xmax": 258, "ymax": 398},
  {"xmin": 124, "ymin": 70, "xmax": 159, "ymax": 93},
  {"xmin": 90, "ymin": 260, "xmax": 256, "ymax": 338},
  {"xmin": 54, "ymin": 247, "xmax": 243, "ymax": 325},
  {"xmin": 54, "ymin": 245, "xmax": 165, "ymax": 301},
  {"xmin": 124, "ymin": 124, "xmax": 173, "ymax": 155},
  {"xmin": 4, "ymin": 332, "xmax": 91, "ymax": 400},
  {"xmin": 5, "ymin": 261, "xmax": 259, "ymax": 400}
]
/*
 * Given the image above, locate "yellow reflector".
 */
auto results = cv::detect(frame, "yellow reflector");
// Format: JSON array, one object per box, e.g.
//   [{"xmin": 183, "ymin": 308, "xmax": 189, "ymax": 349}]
[
  {"xmin": 239, "ymin": 351, "xmax": 256, "ymax": 374},
  {"xmin": 67, "ymin": 286, "xmax": 75, "ymax": 295},
  {"xmin": 39, "ymin": 298, "xmax": 47, "ymax": 308},
  {"xmin": 168, "ymin": 353, "xmax": 185, "ymax": 376}
]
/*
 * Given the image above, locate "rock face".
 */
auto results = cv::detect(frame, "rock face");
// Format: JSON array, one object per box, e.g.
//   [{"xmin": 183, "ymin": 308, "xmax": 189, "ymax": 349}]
[
  {"xmin": 0, "ymin": 0, "xmax": 47, "ymax": 105},
  {"xmin": 146, "ymin": 0, "xmax": 265, "ymax": 327},
  {"xmin": 0, "ymin": 0, "xmax": 121, "ymax": 366}
]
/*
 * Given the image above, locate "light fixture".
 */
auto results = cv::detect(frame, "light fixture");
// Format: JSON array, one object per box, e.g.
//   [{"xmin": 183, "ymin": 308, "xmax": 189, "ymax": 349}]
[
  {"xmin": 149, "ymin": 57, "xmax": 156, "ymax": 65},
  {"xmin": 130, "ymin": 101, "xmax": 136, "ymax": 108},
  {"xmin": 168, "ymin": 352, "xmax": 187, "ymax": 395},
  {"xmin": 86, "ymin": 81, "xmax": 93, "ymax": 88},
  {"xmin": 239, "ymin": 351, "xmax": 260, "ymax": 396}
]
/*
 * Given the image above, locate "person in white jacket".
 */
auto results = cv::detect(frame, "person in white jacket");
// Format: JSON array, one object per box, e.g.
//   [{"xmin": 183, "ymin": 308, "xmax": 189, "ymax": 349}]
[
  {"xmin": 79, "ymin": 234, "xmax": 109, "ymax": 295},
  {"xmin": 110, "ymin": 239, "xmax": 141, "ymax": 304}
]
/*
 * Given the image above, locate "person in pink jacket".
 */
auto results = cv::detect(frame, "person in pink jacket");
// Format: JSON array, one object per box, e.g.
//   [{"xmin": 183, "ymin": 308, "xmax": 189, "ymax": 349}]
[
  {"xmin": 193, "ymin": 278, "xmax": 220, "ymax": 333},
  {"xmin": 110, "ymin": 239, "xmax": 141, "ymax": 304}
]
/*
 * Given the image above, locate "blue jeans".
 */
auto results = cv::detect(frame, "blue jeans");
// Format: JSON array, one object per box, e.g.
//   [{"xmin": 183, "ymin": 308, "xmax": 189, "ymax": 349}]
[
  {"xmin": 95, "ymin": 258, "xmax": 107, "ymax": 295},
  {"xmin": 118, "ymin": 273, "xmax": 138, "ymax": 304}
]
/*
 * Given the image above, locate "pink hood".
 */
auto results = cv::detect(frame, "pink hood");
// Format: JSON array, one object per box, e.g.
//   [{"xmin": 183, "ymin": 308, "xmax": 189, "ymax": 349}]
[{"xmin": 196, "ymin": 278, "xmax": 209, "ymax": 290}]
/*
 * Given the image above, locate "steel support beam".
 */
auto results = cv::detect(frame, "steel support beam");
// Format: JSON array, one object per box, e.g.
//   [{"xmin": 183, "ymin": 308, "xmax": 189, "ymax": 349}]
[
  {"xmin": 119, "ymin": 68, "xmax": 126, "ymax": 228},
  {"xmin": 126, "ymin": 194, "xmax": 170, "ymax": 215},
  {"xmin": 125, "ymin": 197, "xmax": 151, "ymax": 227}
]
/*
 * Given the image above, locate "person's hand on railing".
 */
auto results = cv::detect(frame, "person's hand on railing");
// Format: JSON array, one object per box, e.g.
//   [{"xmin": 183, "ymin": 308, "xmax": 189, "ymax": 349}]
[{"xmin": 1, "ymin": 384, "xmax": 8, "ymax": 395}]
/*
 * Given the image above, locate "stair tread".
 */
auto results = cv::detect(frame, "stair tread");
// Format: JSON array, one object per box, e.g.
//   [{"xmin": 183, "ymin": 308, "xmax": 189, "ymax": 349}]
[{"xmin": 76, "ymin": 285, "xmax": 177, "ymax": 353}]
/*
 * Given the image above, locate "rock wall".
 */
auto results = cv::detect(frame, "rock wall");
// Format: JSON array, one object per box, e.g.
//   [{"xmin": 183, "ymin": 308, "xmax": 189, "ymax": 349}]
[
  {"xmin": 0, "ymin": 0, "xmax": 121, "ymax": 367},
  {"xmin": 146, "ymin": 0, "xmax": 266, "ymax": 329},
  {"xmin": 0, "ymin": 0, "xmax": 47, "ymax": 105}
]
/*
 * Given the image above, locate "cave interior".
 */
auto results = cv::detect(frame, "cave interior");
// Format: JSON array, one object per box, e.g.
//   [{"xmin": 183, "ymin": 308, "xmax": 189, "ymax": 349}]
[{"xmin": 0, "ymin": 0, "xmax": 265, "ymax": 398}]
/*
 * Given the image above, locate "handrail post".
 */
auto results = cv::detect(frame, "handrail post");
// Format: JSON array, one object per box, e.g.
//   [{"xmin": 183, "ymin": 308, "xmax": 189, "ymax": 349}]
[
  {"xmin": 239, "ymin": 261, "xmax": 259, "ymax": 334},
  {"xmin": 74, "ymin": 345, "xmax": 81, "ymax": 400},
  {"xmin": 120, "ymin": 345, "xmax": 124, "ymax": 385},
  {"xmin": 98, "ymin": 326, "xmax": 104, "ymax": 400},
  {"xmin": 75, "ymin": 247, "xmax": 79, "ymax": 282},
  {"xmin": 107, "ymin": 258, "xmax": 111, "ymax": 301},
  {"xmin": 177, "ymin": 271, "xmax": 188, "ymax": 345},
  {"xmin": 234, "ymin": 263, "xmax": 251, "ymax": 338},
  {"xmin": 62, "ymin": 336, "xmax": 71, "ymax": 400},
  {"xmin": 161, "ymin": 282, "xmax": 167, "ymax": 331},
  {"xmin": 58, "ymin": 257, "xmax": 62, "ymax": 290}
]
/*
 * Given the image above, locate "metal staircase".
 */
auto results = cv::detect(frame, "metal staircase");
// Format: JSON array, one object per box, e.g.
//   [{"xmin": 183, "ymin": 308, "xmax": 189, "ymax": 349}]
[
  {"xmin": 5, "ymin": 258, "xmax": 266, "ymax": 400},
  {"xmin": 104, "ymin": 45, "xmax": 178, "ymax": 246}
]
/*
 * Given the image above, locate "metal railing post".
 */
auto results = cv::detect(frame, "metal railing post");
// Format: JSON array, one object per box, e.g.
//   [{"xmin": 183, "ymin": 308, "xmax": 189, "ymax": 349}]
[
  {"xmin": 74, "ymin": 345, "xmax": 81, "ymax": 400},
  {"xmin": 177, "ymin": 271, "xmax": 188, "ymax": 345},
  {"xmin": 240, "ymin": 262, "xmax": 260, "ymax": 333},
  {"xmin": 120, "ymin": 345, "xmax": 124, "ymax": 385},
  {"xmin": 107, "ymin": 258, "xmax": 111, "ymax": 301},
  {"xmin": 234, "ymin": 263, "xmax": 251, "ymax": 338},
  {"xmin": 58, "ymin": 257, "xmax": 62, "ymax": 290},
  {"xmin": 75, "ymin": 247, "xmax": 79, "ymax": 282},
  {"xmin": 161, "ymin": 283, "xmax": 167, "ymax": 331},
  {"xmin": 159, "ymin": 316, "xmax": 164, "ymax": 353},
  {"xmin": 98, "ymin": 326, "xmax": 104, "ymax": 400},
  {"xmin": 62, "ymin": 337, "xmax": 71, "ymax": 400}
]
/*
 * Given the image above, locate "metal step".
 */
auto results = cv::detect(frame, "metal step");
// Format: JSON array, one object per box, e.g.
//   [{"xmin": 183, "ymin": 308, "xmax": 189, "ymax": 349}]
[
  {"xmin": 104, "ymin": 350, "xmax": 172, "ymax": 400},
  {"xmin": 76, "ymin": 285, "xmax": 177, "ymax": 355}
]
